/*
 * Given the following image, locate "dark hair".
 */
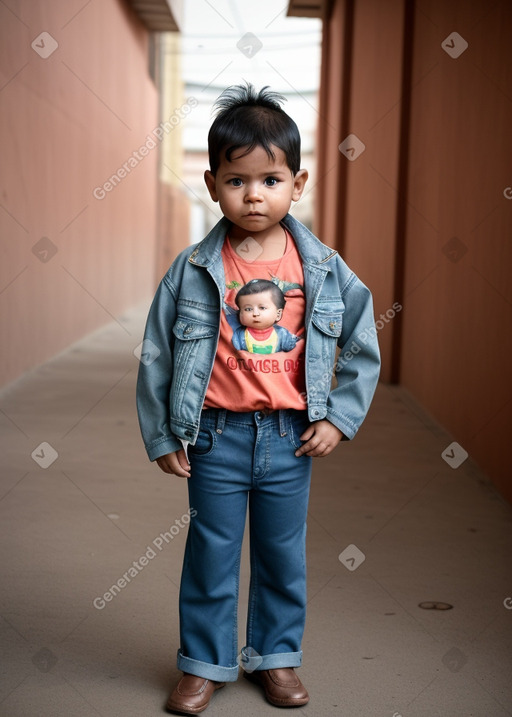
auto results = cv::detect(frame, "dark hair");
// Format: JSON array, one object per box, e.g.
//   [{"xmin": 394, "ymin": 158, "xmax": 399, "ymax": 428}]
[
  {"xmin": 235, "ymin": 279, "xmax": 286, "ymax": 311},
  {"xmin": 208, "ymin": 82, "xmax": 301, "ymax": 176}
]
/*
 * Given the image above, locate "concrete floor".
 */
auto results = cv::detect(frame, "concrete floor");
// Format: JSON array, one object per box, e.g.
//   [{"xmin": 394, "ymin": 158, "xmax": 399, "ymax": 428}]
[{"xmin": 1, "ymin": 304, "xmax": 511, "ymax": 717}]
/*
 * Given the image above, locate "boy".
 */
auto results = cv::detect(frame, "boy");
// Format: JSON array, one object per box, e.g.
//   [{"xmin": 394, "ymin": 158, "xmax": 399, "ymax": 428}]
[{"xmin": 136, "ymin": 83, "xmax": 380, "ymax": 714}]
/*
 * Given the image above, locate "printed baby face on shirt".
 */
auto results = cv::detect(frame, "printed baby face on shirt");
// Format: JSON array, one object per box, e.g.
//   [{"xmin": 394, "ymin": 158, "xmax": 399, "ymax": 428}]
[
  {"xmin": 228, "ymin": 279, "xmax": 302, "ymax": 355},
  {"xmin": 237, "ymin": 290, "xmax": 283, "ymax": 330}
]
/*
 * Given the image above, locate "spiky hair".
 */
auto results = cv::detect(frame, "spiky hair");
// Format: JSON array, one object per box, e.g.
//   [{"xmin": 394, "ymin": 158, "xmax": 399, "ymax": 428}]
[{"xmin": 207, "ymin": 82, "xmax": 301, "ymax": 175}]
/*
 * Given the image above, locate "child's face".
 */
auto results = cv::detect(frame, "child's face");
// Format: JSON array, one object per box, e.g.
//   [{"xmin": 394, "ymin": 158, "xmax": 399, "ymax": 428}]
[
  {"xmin": 237, "ymin": 291, "xmax": 283, "ymax": 330},
  {"xmin": 204, "ymin": 145, "xmax": 307, "ymax": 238}
]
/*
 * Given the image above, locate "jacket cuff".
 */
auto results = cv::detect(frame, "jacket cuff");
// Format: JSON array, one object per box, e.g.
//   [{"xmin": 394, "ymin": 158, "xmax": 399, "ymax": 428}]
[
  {"xmin": 324, "ymin": 407, "xmax": 359, "ymax": 441},
  {"xmin": 146, "ymin": 435, "xmax": 182, "ymax": 462}
]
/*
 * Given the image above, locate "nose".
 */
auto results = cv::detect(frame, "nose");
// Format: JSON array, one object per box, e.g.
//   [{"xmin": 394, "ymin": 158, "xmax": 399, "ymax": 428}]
[{"xmin": 245, "ymin": 183, "xmax": 263, "ymax": 203}]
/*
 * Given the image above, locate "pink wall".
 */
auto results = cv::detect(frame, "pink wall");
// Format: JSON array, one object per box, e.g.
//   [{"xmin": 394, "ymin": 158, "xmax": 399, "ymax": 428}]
[{"xmin": 0, "ymin": 0, "xmax": 158, "ymax": 386}]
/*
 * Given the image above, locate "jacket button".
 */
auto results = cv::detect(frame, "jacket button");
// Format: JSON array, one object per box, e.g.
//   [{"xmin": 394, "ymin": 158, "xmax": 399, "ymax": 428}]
[
  {"xmin": 184, "ymin": 325, "xmax": 194, "ymax": 334},
  {"xmin": 185, "ymin": 430, "xmax": 193, "ymax": 437}
]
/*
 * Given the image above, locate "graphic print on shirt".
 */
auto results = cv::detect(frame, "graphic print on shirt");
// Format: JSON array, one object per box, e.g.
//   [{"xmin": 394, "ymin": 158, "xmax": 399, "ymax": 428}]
[
  {"xmin": 203, "ymin": 229, "xmax": 307, "ymax": 412},
  {"xmin": 224, "ymin": 277, "xmax": 303, "ymax": 355}
]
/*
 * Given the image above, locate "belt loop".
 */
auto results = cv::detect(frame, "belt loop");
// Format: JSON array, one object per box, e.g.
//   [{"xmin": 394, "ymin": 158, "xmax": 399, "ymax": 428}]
[
  {"xmin": 279, "ymin": 409, "xmax": 288, "ymax": 437},
  {"xmin": 215, "ymin": 408, "xmax": 227, "ymax": 434}
]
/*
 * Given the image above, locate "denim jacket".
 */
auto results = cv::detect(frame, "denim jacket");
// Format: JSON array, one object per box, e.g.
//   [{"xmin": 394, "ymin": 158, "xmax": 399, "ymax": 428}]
[{"xmin": 136, "ymin": 213, "xmax": 380, "ymax": 461}]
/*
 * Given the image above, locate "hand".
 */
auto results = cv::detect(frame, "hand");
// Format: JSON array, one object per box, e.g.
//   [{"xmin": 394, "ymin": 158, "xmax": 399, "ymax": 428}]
[
  {"xmin": 295, "ymin": 420, "xmax": 343, "ymax": 458},
  {"xmin": 155, "ymin": 449, "xmax": 191, "ymax": 477}
]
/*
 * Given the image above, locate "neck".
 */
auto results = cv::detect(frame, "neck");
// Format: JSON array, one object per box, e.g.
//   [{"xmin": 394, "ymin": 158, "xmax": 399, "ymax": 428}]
[{"xmin": 228, "ymin": 224, "xmax": 287, "ymax": 261}]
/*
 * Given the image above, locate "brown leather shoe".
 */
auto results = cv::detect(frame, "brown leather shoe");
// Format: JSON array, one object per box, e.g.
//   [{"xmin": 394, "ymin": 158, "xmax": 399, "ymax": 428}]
[
  {"xmin": 165, "ymin": 673, "xmax": 226, "ymax": 714},
  {"xmin": 244, "ymin": 667, "xmax": 309, "ymax": 707}
]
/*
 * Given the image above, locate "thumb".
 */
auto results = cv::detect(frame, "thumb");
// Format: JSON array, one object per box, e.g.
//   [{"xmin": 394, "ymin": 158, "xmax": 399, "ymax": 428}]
[{"xmin": 176, "ymin": 448, "xmax": 190, "ymax": 470}]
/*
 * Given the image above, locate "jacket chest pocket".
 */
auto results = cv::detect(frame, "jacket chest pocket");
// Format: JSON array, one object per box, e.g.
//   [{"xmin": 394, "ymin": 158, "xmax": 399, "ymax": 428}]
[
  {"xmin": 311, "ymin": 300, "xmax": 344, "ymax": 346},
  {"xmin": 172, "ymin": 316, "xmax": 217, "ymax": 387}
]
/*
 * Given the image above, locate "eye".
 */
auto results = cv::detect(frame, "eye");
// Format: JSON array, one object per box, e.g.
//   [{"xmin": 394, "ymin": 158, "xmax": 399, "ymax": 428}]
[
  {"xmin": 264, "ymin": 177, "xmax": 279, "ymax": 187},
  {"xmin": 229, "ymin": 178, "xmax": 243, "ymax": 187}
]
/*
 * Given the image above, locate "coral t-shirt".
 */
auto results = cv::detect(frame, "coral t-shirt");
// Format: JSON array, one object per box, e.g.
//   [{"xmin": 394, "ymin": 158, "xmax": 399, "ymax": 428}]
[{"xmin": 204, "ymin": 227, "xmax": 306, "ymax": 412}]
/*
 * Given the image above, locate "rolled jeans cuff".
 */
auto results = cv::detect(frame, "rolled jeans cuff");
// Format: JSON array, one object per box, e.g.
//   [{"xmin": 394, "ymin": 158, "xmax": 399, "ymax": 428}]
[
  {"xmin": 176, "ymin": 649, "xmax": 239, "ymax": 682},
  {"xmin": 239, "ymin": 646, "xmax": 303, "ymax": 672}
]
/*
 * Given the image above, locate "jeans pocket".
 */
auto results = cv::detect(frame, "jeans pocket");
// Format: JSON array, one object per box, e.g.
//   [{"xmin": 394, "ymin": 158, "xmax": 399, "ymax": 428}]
[
  {"xmin": 189, "ymin": 427, "xmax": 216, "ymax": 456},
  {"xmin": 287, "ymin": 414, "xmax": 310, "ymax": 451}
]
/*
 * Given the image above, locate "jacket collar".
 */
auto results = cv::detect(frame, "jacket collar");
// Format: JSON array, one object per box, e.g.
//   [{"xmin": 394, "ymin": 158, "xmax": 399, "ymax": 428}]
[{"xmin": 188, "ymin": 213, "xmax": 337, "ymax": 269}]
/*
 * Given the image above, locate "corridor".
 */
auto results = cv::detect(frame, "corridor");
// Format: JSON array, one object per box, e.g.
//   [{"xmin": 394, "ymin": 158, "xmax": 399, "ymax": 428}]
[{"xmin": 0, "ymin": 305, "xmax": 511, "ymax": 717}]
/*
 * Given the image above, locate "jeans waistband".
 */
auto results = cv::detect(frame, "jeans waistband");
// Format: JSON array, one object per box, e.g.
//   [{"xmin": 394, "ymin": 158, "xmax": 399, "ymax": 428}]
[{"xmin": 201, "ymin": 407, "xmax": 308, "ymax": 437}]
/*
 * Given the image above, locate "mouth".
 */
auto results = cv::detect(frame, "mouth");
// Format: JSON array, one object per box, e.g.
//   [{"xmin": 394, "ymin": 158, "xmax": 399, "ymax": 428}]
[{"xmin": 246, "ymin": 212, "xmax": 263, "ymax": 216}]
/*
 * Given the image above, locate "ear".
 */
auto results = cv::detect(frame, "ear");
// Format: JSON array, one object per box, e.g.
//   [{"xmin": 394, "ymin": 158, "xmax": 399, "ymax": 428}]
[
  {"xmin": 204, "ymin": 170, "xmax": 218, "ymax": 202},
  {"xmin": 275, "ymin": 308, "xmax": 283, "ymax": 322},
  {"xmin": 291, "ymin": 169, "xmax": 308, "ymax": 202}
]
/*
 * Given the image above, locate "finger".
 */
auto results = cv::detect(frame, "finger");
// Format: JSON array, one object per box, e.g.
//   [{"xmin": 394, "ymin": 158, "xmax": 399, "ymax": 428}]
[
  {"xmin": 169, "ymin": 455, "xmax": 191, "ymax": 477},
  {"xmin": 299, "ymin": 425, "xmax": 315, "ymax": 441},
  {"xmin": 176, "ymin": 449, "xmax": 191, "ymax": 472},
  {"xmin": 295, "ymin": 438, "xmax": 318, "ymax": 457},
  {"xmin": 298, "ymin": 440, "xmax": 331, "ymax": 458}
]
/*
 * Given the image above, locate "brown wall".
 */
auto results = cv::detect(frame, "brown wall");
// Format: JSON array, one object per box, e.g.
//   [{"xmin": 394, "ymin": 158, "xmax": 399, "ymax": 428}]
[
  {"xmin": 0, "ymin": 0, "xmax": 159, "ymax": 386},
  {"xmin": 401, "ymin": 0, "xmax": 512, "ymax": 501},
  {"xmin": 314, "ymin": 0, "xmax": 512, "ymax": 501},
  {"xmin": 316, "ymin": 0, "xmax": 406, "ymax": 381}
]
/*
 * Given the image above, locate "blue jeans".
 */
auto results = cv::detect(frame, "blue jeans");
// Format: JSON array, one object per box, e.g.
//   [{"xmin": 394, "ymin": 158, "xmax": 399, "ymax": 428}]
[{"xmin": 176, "ymin": 408, "xmax": 313, "ymax": 682}]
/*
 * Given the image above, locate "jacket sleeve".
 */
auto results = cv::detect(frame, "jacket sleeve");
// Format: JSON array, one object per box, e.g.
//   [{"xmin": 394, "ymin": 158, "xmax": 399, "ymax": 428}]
[
  {"xmin": 326, "ymin": 270, "xmax": 381, "ymax": 440},
  {"xmin": 136, "ymin": 272, "xmax": 183, "ymax": 461}
]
